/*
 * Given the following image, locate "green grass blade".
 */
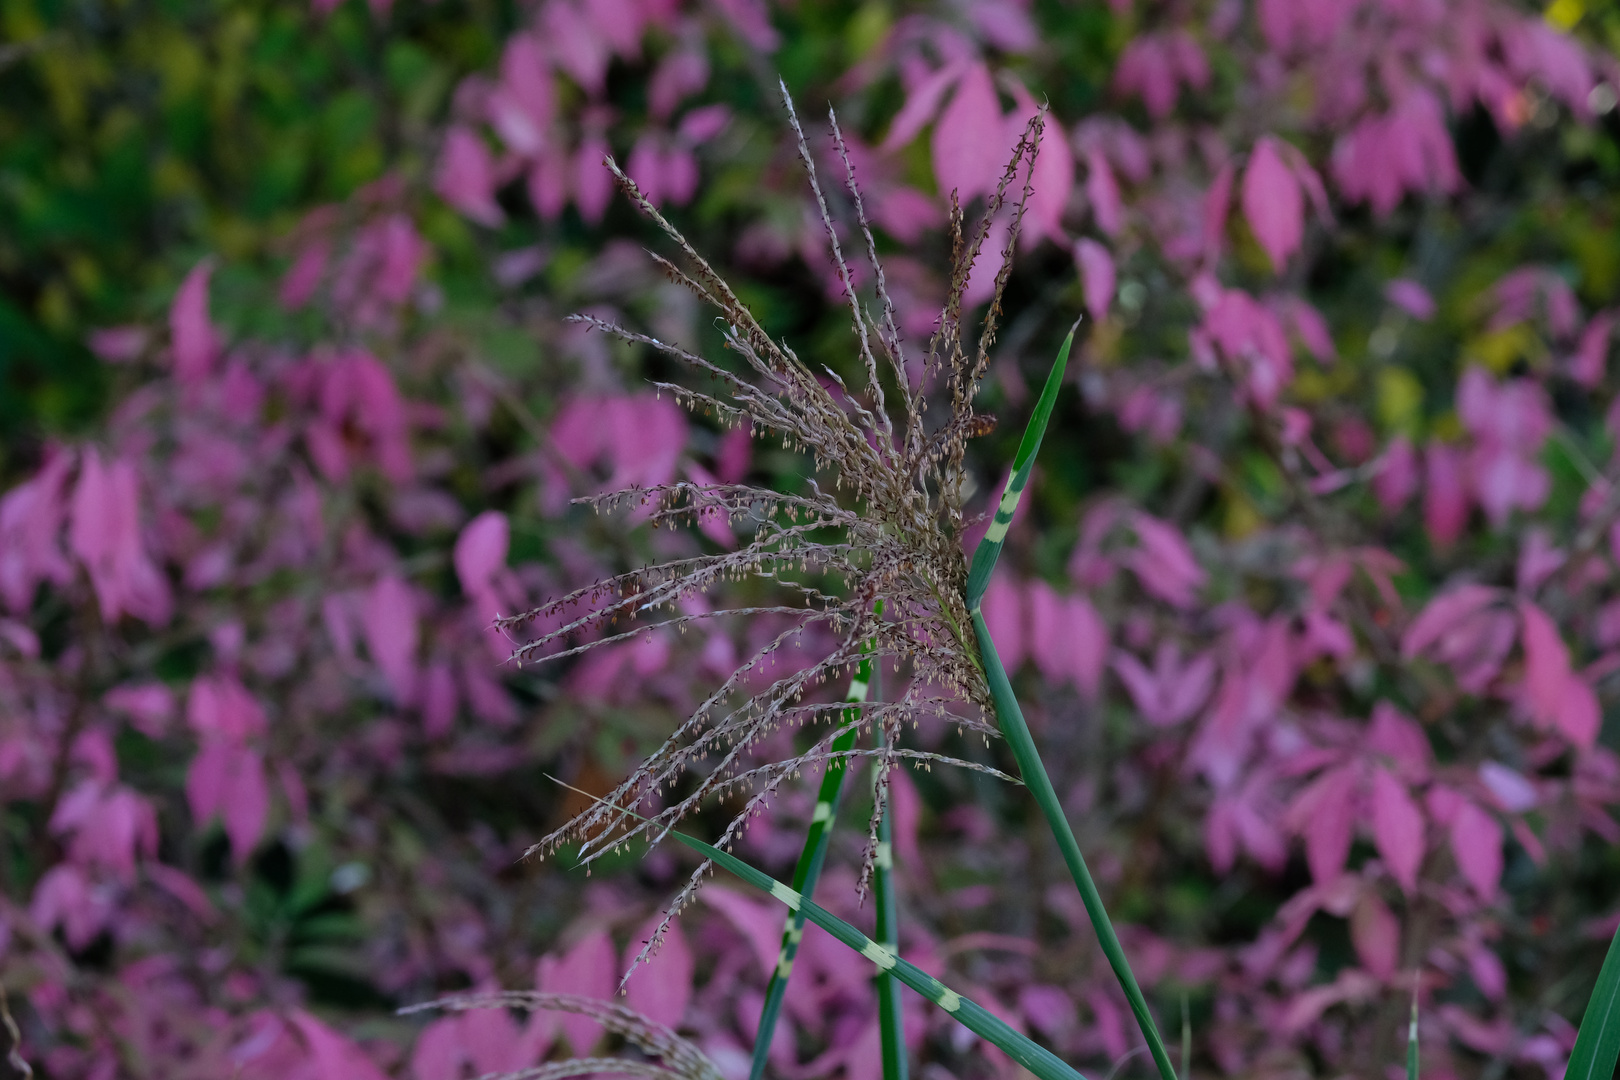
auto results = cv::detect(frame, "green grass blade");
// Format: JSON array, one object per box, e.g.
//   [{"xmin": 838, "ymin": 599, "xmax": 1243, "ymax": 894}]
[
  {"xmin": 971, "ymin": 610, "xmax": 1177, "ymax": 1080},
  {"xmin": 745, "ymin": 726, "xmax": 855, "ymax": 1080},
  {"xmin": 959, "ymin": 321, "xmax": 1176, "ymax": 1080},
  {"xmin": 964, "ymin": 321, "xmax": 1077, "ymax": 611},
  {"xmin": 1567, "ymin": 921, "xmax": 1620, "ymax": 1080},
  {"xmin": 1406, "ymin": 986, "xmax": 1418, "ymax": 1080},
  {"xmin": 749, "ymin": 609, "xmax": 881, "ymax": 1080},
  {"xmin": 664, "ymin": 828, "xmax": 1090, "ymax": 1080},
  {"xmin": 1179, "ymin": 993, "xmax": 1189, "ymax": 1080},
  {"xmin": 874, "ymin": 724, "xmax": 907, "ymax": 1080}
]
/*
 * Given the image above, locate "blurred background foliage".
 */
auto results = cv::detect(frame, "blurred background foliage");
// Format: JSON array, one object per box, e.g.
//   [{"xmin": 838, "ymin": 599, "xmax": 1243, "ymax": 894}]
[
  {"xmin": 7, "ymin": 0, "xmax": 1620, "ymax": 1071},
  {"xmin": 0, "ymin": 0, "xmax": 501, "ymax": 435}
]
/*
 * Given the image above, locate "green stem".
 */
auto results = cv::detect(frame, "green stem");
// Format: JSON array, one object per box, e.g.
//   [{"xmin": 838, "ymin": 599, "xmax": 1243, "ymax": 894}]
[
  {"xmin": 971, "ymin": 612, "xmax": 1175, "ymax": 1080},
  {"xmin": 748, "ymin": 609, "xmax": 881, "ymax": 1080},
  {"xmin": 961, "ymin": 320, "xmax": 1175, "ymax": 1080},
  {"xmin": 664, "ymin": 829, "xmax": 1090, "ymax": 1080},
  {"xmin": 874, "ymin": 698, "xmax": 907, "ymax": 1080}
]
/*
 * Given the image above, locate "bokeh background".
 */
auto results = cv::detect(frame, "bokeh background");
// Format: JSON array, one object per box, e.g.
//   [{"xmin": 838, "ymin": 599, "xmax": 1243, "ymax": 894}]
[{"xmin": 6, "ymin": 1, "xmax": 1620, "ymax": 1077}]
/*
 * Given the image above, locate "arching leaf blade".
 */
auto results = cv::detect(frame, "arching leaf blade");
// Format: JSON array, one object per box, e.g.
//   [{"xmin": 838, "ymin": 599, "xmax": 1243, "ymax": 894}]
[
  {"xmin": 666, "ymin": 829, "xmax": 1089, "ymax": 1080},
  {"xmin": 1567, "ymin": 921, "xmax": 1620, "ymax": 1080},
  {"xmin": 964, "ymin": 321, "xmax": 1077, "ymax": 610}
]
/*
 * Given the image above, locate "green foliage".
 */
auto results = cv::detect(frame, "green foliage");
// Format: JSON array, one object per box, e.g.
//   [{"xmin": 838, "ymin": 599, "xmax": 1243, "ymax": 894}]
[{"xmin": 0, "ymin": 0, "xmax": 495, "ymax": 437}]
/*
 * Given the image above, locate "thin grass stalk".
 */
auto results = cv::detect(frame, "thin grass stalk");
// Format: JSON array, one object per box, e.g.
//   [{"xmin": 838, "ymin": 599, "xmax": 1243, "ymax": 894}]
[
  {"xmin": 1406, "ymin": 987, "xmax": 1419, "ymax": 1080},
  {"xmin": 556, "ymin": 780, "xmax": 1091, "ymax": 1080},
  {"xmin": 748, "ymin": 606, "xmax": 883, "ymax": 1080},
  {"xmin": 664, "ymin": 827, "xmax": 1091, "ymax": 1080},
  {"xmin": 872, "ymin": 672, "xmax": 907, "ymax": 1080},
  {"xmin": 963, "ymin": 326, "xmax": 1178, "ymax": 1080}
]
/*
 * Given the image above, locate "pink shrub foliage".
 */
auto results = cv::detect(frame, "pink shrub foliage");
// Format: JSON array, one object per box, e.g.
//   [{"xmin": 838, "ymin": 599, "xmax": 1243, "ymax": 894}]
[{"xmin": 7, "ymin": 1, "xmax": 1620, "ymax": 1078}]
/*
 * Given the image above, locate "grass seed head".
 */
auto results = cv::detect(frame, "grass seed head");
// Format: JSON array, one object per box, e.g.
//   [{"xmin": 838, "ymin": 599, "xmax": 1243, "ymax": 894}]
[{"xmin": 501, "ymin": 90, "xmax": 1046, "ymax": 917}]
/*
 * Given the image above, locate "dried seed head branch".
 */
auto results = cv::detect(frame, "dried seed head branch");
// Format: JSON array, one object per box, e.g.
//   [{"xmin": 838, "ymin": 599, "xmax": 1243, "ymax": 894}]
[
  {"xmin": 779, "ymin": 79, "xmax": 894, "ymax": 457},
  {"xmin": 514, "ymin": 91, "xmax": 1048, "ymax": 910},
  {"xmin": 972, "ymin": 112, "xmax": 1044, "ymax": 389},
  {"xmin": 400, "ymin": 993, "xmax": 719, "ymax": 1080},
  {"xmin": 826, "ymin": 107, "xmax": 912, "ymax": 414}
]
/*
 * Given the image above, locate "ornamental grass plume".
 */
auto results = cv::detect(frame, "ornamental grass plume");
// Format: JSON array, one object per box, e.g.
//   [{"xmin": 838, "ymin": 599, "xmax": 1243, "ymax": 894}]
[{"xmin": 501, "ymin": 85, "xmax": 1043, "ymax": 946}]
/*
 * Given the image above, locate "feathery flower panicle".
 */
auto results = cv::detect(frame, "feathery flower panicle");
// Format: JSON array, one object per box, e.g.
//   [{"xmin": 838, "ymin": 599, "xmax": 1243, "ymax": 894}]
[{"xmin": 502, "ymin": 85, "xmax": 1045, "ymax": 948}]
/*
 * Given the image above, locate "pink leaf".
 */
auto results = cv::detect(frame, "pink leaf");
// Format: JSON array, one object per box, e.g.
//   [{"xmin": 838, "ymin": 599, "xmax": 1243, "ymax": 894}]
[
  {"xmin": 374, "ymin": 215, "xmax": 427, "ymax": 305},
  {"xmin": 220, "ymin": 747, "xmax": 269, "ymax": 864},
  {"xmin": 542, "ymin": 1, "xmax": 609, "ymax": 94},
  {"xmin": 279, "ymin": 241, "xmax": 329, "ymax": 310},
  {"xmin": 187, "ymin": 674, "xmax": 267, "ymax": 741},
  {"xmin": 497, "ymin": 32, "xmax": 555, "ymax": 137},
  {"xmin": 0, "ymin": 452, "xmax": 73, "ymax": 613},
  {"xmin": 1241, "ymin": 137, "xmax": 1304, "ymax": 272},
  {"xmin": 980, "ymin": 575, "xmax": 1026, "ymax": 672},
  {"xmin": 1013, "ymin": 99, "xmax": 1073, "ymax": 244},
  {"xmin": 289, "ymin": 1010, "xmax": 391, "ymax": 1080},
  {"xmin": 1028, "ymin": 583, "xmax": 1109, "ymax": 698},
  {"xmin": 715, "ymin": 426, "xmax": 752, "ymax": 484},
  {"xmin": 1423, "ymin": 442, "xmax": 1469, "ymax": 547},
  {"xmin": 1403, "ymin": 585, "xmax": 1501, "ymax": 660},
  {"xmin": 1373, "ymin": 436, "xmax": 1419, "ymax": 511},
  {"xmin": 699, "ymin": 887, "xmax": 783, "ymax": 978},
  {"xmin": 454, "ymin": 511, "xmax": 510, "ymax": 605},
  {"xmin": 1370, "ymin": 767, "xmax": 1424, "ymax": 893},
  {"xmin": 1126, "ymin": 512, "xmax": 1205, "ymax": 609},
  {"xmin": 1450, "ymin": 801, "xmax": 1503, "ymax": 898},
  {"xmin": 435, "ymin": 127, "xmax": 504, "ymax": 227},
  {"xmin": 536, "ymin": 930, "xmax": 615, "ymax": 1053},
  {"xmin": 888, "ymin": 766, "xmax": 924, "ymax": 870},
  {"xmin": 931, "ymin": 62, "xmax": 1004, "ymax": 204},
  {"xmin": 1019, "ymin": 985, "xmax": 1077, "ymax": 1039},
  {"xmin": 105, "ymin": 681, "xmax": 176, "ymax": 738},
  {"xmin": 1074, "ymin": 238, "xmax": 1115, "ymax": 321},
  {"xmin": 410, "ymin": 1017, "xmax": 465, "ymax": 1080},
  {"xmin": 1468, "ymin": 944, "xmax": 1508, "ymax": 1001},
  {"xmin": 69, "ymin": 451, "xmax": 173, "ymax": 625},
  {"xmin": 362, "ymin": 576, "xmax": 419, "ymax": 702},
  {"xmin": 1519, "ymin": 600, "xmax": 1597, "ymax": 746},
  {"xmin": 710, "ymin": 0, "xmax": 779, "ymax": 51},
  {"xmin": 420, "ymin": 662, "xmax": 458, "ymax": 739},
  {"xmin": 171, "ymin": 259, "xmax": 219, "ymax": 382},
  {"xmin": 574, "ymin": 135, "xmax": 615, "ymax": 224},
  {"xmin": 1202, "ymin": 162, "xmax": 1234, "ymax": 263},
  {"xmin": 881, "ymin": 61, "xmax": 967, "ymax": 153},
  {"xmin": 1114, "ymin": 37, "xmax": 1177, "ymax": 119},
  {"xmin": 1386, "ymin": 279, "xmax": 1436, "ymax": 321},
  {"xmin": 463, "ymin": 1005, "xmax": 529, "ymax": 1076},
  {"xmin": 1559, "ymin": 676, "xmax": 1601, "ymax": 749},
  {"xmin": 649, "ymin": 48, "xmax": 709, "ymax": 120},
  {"xmin": 527, "ymin": 154, "xmax": 570, "ymax": 219},
  {"xmin": 1516, "ymin": 528, "xmax": 1565, "ymax": 593},
  {"xmin": 1112, "ymin": 644, "xmax": 1215, "ymax": 727},
  {"xmin": 1350, "ymin": 891, "xmax": 1400, "ymax": 980},
  {"xmin": 1365, "ymin": 701, "xmax": 1432, "ymax": 780},
  {"xmin": 624, "ymin": 914, "xmax": 693, "ymax": 1029},
  {"xmin": 145, "ymin": 863, "xmax": 216, "ymax": 922},
  {"xmin": 627, "ymin": 134, "xmax": 669, "ymax": 206},
  {"xmin": 1085, "ymin": 150, "xmax": 1123, "ymax": 236},
  {"xmin": 1574, "ymin": 312, "xmax": 1614, "ymax": 388},
  {"xmin": 1288, "ymin": 764, "xmax": 1358, "ymax": 885},
  {"xmin": 30, "ymin": 864, "xmax": 110, "ymax": 950},
  {"xmin": 87, "ymin": 324, "xmax": 147, "ymax": 363},
  {"xmin": 1478, "ymin": 761, "xmax": 1538, "ymax": 813}
]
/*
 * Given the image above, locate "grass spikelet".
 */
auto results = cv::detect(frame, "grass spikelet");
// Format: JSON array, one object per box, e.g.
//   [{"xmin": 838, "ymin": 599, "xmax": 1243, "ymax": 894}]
[{"xmin": 501, "ymin": 88, "xmax": 1045, "ymax": 951}]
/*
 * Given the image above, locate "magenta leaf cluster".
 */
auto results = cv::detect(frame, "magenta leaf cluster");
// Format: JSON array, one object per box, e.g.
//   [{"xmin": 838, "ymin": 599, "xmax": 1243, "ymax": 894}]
[{"xmin": 5, "ymin": 1, "xmax": 1620, "ymax": 1078}]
